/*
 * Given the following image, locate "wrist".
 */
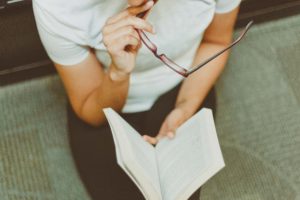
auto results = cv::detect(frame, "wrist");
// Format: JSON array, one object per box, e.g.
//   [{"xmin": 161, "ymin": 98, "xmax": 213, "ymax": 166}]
[
  {"xmin": 108, "ymin": 65, "xmax": 130, "ymax": 82},
  {"xmin": 175, "ymin": 99, "xmax": 199, "ymax": 119}
]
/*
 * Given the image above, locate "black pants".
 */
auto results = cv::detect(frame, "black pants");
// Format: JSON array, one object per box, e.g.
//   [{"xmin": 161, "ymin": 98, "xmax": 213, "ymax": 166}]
[{"xmin": 67, "ymin": 84, "xmax": 216, "ymax": 200}]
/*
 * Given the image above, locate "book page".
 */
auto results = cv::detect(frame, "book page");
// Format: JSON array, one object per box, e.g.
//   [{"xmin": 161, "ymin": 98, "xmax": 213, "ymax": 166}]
[
  {"xmin": 105, "ymin": 112, "xmax": 146, "ymax": 197},
  {"xmin": 155, "ymin": 108, "xmax": 225, "ymax": 200},
  {"xmin": 104, "ymin": 108, "xmax": 162, "ymax": 200}
]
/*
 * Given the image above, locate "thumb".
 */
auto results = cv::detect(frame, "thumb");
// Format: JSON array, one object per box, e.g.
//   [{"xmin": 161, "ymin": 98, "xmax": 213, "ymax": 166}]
[
  {"xmin": 166, "ymin": 121, "xmax": 177, "ymax": 138},
  {"xmin": 128, "ymin": 0, "xmax": 154, "ymax": 16},
  {"xmin": 164, "ymin": 113, "xmax": 184, "ymax": 136},
  {"xmin": 157, "ymin": 120, "xmax": 176, "ymax": 139}
]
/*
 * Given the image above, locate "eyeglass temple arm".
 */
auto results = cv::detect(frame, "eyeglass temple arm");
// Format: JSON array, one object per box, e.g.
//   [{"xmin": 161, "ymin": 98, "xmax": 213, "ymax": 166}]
[{"xmin": 187, "ymin": 20, "xmax": 254, "ymax": 75}]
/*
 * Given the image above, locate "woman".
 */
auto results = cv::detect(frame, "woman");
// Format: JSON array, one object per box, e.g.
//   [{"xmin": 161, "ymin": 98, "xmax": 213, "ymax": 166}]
[{"xmin": 33, "ymin": 0, "xmax": 240, "ymax": 199}]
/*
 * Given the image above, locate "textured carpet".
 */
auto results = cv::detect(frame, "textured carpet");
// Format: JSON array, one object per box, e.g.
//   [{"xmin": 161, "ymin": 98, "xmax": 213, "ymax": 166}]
[
  {"xmin": 201, "ymin": 14, "xmax": 300, "ymax": 200},
  {"xmin": 0, "ymin": 15, "xmax": 300, "ymax": 200}
]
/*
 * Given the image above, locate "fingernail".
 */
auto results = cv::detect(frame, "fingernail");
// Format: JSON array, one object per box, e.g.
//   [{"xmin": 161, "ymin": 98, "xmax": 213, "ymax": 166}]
[
  {"xmin": 145, "ymin": 1, "xmax": 154, "ymax": 7},
  {"xmin": 167, "ymin": 132, "xmax": 174, "ymax": 139}
]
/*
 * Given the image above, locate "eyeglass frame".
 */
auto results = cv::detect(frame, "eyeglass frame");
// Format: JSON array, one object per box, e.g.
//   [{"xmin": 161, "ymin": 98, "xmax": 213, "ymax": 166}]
[{"xmin": 136, "ymin": 7, "xmax": 253, "ymax": 77}]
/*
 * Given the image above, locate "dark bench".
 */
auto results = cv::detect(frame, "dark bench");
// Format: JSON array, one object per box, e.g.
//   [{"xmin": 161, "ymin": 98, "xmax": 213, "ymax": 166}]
[{"xmin": 1, "ymin": 0, "xmax": 300, "ymax": 85}]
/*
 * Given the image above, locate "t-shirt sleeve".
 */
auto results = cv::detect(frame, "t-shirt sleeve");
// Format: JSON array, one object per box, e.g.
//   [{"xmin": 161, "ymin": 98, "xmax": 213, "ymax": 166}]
[
  {"xmin": 215, "ymin": 0, "xmax": 241, "ymax": 14},
  {"xmin": 33, "ymin": 4, "xmax": 89, "ymax": 66}
]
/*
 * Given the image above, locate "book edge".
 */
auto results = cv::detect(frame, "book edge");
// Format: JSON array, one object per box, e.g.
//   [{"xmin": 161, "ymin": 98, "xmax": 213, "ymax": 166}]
[{"xmin": 103, "ymin": 108, "xmax": 163, "ymax": 200}]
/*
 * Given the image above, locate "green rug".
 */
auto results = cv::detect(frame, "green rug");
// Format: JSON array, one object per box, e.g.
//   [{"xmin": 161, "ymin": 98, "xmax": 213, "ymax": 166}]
[
  {"xmin": 201, "ymin": 15, "xmax": 300, "ymax": 200},
  {"xmin": 0, "ymin": 14, "xmax": 300, "ymax": 200}
]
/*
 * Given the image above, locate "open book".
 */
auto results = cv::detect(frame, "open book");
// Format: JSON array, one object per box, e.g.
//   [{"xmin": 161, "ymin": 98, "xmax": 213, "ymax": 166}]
[{"xmin": 103, "ymin": 108, "xmax": 225, "ymax": 200}]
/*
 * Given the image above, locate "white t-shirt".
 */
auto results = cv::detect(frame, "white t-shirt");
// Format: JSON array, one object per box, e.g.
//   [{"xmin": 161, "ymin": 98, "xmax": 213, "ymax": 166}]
[{"xmin": 32, "ymin": 0, "xmax": 240, "ymax": 113}]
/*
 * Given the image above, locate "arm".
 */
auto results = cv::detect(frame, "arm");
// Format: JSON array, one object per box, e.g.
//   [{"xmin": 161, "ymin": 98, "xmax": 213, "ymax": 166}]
[
  {"xmin": 143, "ymin": 7, "xmax": 239, "ymax": 144},
  {"xmin": 54, "ymin": 53, "xmax": 130, "ymax": 127},
  {"xmin": 175, "ymin": 7, "xmax": 240, "ymax": 117},
  {"xmin": 56, "ymin": 1, "xmax": 154, "ymax": 127}
]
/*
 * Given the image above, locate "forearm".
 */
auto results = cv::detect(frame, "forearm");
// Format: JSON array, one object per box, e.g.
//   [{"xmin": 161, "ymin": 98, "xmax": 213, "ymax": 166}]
[
  {"xmin": 143, "ymin": 8, "xmax": 239, "ymax": 143},
  {"xmin": 57, "ymin": 2, "xmax": 154, "ymax": 127},
  {"xmin": 175, "ymin": 42, "xmax": 230, "ymax": 117},
  {"xmin": 143, "ymin": 42, "xmax": 231, "ymax": 144},
  {"xmin": 79, "ymin": 66, "xmax": 130, "ymax": 126}
]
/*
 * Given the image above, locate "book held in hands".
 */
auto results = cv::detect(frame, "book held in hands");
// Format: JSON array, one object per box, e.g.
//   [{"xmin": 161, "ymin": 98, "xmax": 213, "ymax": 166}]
[{"xmin": 103, "ymin": 108, "xmax": 225, "ymax": 200}]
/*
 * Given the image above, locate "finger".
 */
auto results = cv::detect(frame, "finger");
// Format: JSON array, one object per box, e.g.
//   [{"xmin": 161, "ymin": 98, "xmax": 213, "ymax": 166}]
[
  {"xmin": 157, "ymin": 130, "xmax": 174, "ymax": 139},
  {"xmin": 155, "ymin": 132, "xmax": 166, "ymax": 141},
  {"xmin": 128, "ymin": 0, "xmax": 147, "ymax": 7},
  {"xmin": 134, "ymin": 39, "xmax": 143, "ymax": 51},
  {"xmin": 105, "ymin": 11, "xmax": 128, "ymax": 25},
  {"xmin": 108, "ymin": 35, "xmax": 140, "ymax": 54},
  {"xmin": 105, "ymin": 1, "xmax": 153, "ymax": 25},
  {"xmin": 143, "ymin": 135, "xmax": 158, "ymax": 145},
  {"xmin": 127, "ymin": 0, "xmax": 154, "ymax": 15},
  {"xmin": 166, "ymin": 131, "xmax": 175, "ymax": 139},
  {"xmin": 164, "ymin": 125, "xmax": 177, "ymax": 139},
  {"xmin": 157, "ymin": 121, "xmax": 169, "ymax": 136},
  {"xmin": 158, "ymin": 121, "xmax": 177, "ymax": 139},
  {"xmin": 103, "ymin": 26, "xmax": 139, "ymax": 46},
  {"xmin": 103, "ymin": 16, "xmax": 154, "ymax": 35}
]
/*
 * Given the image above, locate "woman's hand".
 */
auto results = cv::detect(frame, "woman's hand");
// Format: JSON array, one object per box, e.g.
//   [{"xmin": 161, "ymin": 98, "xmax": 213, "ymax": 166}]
[
  {"xmin": 102, "ymin": 1, "xmax": 155, "ymax": 80},
  {"xmin": 143, "ymin": 107, "xmax": 191, "ymax": 145},
  {"xmin": 128, "ymin": 0, "xmax": 148, "ymax": 6}
]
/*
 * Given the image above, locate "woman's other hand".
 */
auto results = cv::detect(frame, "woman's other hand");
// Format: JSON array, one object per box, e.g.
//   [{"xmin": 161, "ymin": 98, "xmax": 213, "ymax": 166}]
[
  {"xmin": 102, "ymin": 1, "xmax": 155, "ymax": 80},
  {"xmin": 143, "ymin": 108, "xmax": 191, "ymax": 145}
]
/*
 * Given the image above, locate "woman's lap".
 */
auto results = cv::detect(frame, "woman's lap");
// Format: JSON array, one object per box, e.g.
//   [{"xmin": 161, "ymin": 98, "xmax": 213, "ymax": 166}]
[
  {"xmin": 68, "ymin": 119, "xmax": 145, "ymax": 199},
  {"xmin": 67, "ymin": 84, "xmax": 216, "ymax": 200}
]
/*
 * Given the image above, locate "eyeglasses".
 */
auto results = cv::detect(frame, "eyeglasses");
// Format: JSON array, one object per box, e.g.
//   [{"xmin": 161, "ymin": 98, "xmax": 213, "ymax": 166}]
[{"xmin": 137, "ymin": 10, "xmax": 253, "ymax": 77}]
